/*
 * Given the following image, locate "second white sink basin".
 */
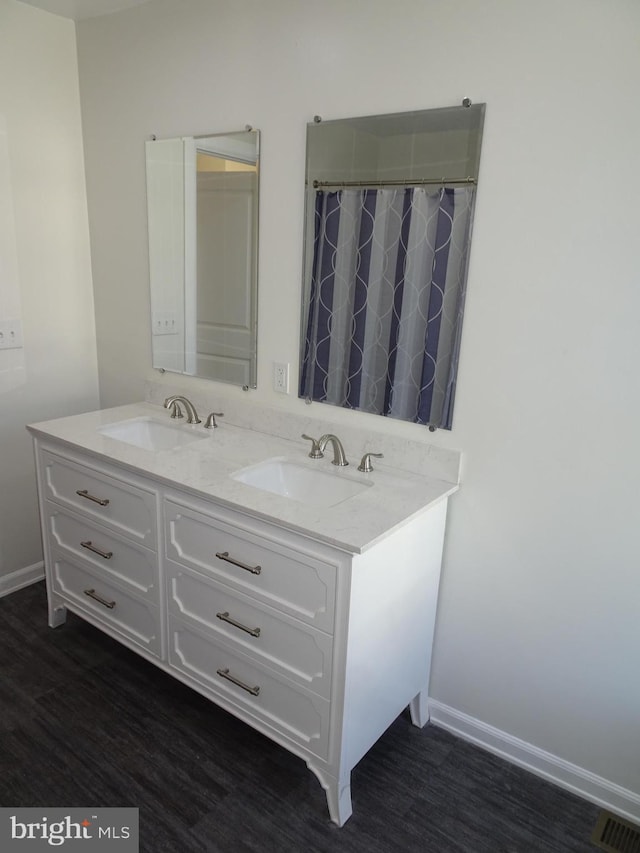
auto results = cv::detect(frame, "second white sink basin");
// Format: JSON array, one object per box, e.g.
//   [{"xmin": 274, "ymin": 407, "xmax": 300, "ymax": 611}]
[
  {"xmin": 98, "ymin": 417, "xmax": 205, "ymax": 451},
  {"xmin": 232, "ymin": 458, "xmax": 372, "ymax": 507}
]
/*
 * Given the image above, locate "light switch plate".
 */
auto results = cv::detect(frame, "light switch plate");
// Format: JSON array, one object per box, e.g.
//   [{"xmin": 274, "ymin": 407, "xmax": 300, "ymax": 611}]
[{"xmin": 152, "ymin": 312, "xmax": 178, "ymax": 336}]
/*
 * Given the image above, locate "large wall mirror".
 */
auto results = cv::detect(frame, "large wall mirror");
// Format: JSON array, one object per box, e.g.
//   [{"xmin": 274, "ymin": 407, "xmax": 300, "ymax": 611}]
[
  {"xmin": 146, "ymin": 129, "xmax": 259, "ymax": 387},
  {"xmin": 299, "ymin": 104, "xmax": 484, "ymax": 429}
]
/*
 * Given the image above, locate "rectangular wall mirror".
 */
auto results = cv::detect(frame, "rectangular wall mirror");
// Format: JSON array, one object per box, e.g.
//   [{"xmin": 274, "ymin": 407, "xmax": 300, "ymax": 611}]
[
  {"xmin": 146, "ymin": 129, "xmax": 259, "ymax": 388},
  {"xmin": 299, "ymin": 104, "xmax": 484, "ymax": 429}
]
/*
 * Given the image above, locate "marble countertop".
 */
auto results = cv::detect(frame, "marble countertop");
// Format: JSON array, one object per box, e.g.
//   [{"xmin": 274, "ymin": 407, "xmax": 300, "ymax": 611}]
[{"xmin": 27, "ymin": 402, "xmax": 458, "ymax": 554}]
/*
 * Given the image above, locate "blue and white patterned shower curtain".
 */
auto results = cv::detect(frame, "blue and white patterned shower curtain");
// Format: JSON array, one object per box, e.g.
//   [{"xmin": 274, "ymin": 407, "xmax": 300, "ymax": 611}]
[{"xmin": 299, "ymin": 186, "xmax": 475, "ymax": 429}]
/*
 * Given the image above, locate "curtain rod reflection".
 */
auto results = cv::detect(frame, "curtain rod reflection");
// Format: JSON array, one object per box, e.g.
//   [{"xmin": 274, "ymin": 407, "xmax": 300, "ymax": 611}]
[{"xmin": 312, "ymin": 177, "xmax": 476, "ymax": 189}]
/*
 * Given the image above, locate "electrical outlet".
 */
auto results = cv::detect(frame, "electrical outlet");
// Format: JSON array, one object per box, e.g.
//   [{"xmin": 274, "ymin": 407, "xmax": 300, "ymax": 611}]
[
  {"xmin": 273, "ymin": 361, "xmax": 289, "ymax": 394},
  {"xmin": 0, "ymin": 319, "xmax": 23, "ymax": 350}
]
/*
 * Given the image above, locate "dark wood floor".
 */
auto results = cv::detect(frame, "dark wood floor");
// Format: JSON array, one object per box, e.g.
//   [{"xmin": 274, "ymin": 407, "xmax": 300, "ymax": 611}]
[{"xmin": 0, "ymin": 582, "xmax": 602, "ymax": 852}]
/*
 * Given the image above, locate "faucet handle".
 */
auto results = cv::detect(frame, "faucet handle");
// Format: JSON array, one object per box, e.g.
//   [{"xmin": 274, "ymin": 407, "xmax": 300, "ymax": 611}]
[
  {"xmin": 204, "ymin": 412, "xmax": 224, "ymax": 429},
  {"xmin": 301, "ymin": 434, "xmax": 323, "ymax": 459},
  {"xmin": 168, "ymin": 401, "xmax": 184, "ymax": 419},
  {"xmin": 357, "ymin": 452, "xmax": 383, "ymax": 473}
]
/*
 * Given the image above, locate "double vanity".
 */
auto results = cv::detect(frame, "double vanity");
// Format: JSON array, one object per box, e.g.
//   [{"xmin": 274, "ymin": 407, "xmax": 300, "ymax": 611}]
[{"xmin": 28, "ymin": 397, "xmax": 459, "ymax": 826}]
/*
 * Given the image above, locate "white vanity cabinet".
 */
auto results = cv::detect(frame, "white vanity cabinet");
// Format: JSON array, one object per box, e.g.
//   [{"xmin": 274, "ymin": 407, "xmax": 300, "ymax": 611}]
[{"xmin": 32, "ymin": 436, "xmax": 449, "ymax": 827}]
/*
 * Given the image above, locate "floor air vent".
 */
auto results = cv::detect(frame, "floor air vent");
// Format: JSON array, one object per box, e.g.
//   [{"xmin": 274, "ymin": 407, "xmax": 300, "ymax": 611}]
[{"xmin": 592, "ymin": 810, "xmax": 640, "ymax": 853}]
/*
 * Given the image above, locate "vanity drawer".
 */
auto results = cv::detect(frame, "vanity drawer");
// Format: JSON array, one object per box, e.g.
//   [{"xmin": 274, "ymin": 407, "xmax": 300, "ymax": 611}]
[
  {"xmin": 165, "ymin": 501, "xmax": 336, "ymax": 633},
  {"xmin": 41, "ymin": 450, "xmax": 157, "ymax": 547},
  {"xmin": 46, "ymin": 504, "xmax": 158, "ymax": 601},
  {"xmin": 51, "ymin": 552, "xmax": 161, "ymax": 657},
  {"xmin": 166, "ymin": 560, "xmax": 333, "ymax": 699},
  {"xmin": 168, "ymin": 617, "xmax": 329, "ymax": 759}
]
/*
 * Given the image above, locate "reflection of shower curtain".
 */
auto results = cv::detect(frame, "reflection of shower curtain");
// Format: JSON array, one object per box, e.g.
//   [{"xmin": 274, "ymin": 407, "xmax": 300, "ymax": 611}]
[{"xmin": 299, "ymin": 186, "xmax": 476, "ymax": 428}]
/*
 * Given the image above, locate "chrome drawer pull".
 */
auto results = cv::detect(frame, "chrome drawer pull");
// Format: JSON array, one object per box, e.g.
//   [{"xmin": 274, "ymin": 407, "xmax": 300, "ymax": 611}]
[
  {"xmin": 76, "ymin": 489, "xmax": 110, "ymax": 507},
  {"xmin": 215, "ymin": 551, "xmax": 261, "ymax": 575},
  {"xmin": 84, "ymin": 588, "xmax": 116, "ymax": 609},
  {"xmin": 81, "ymin": 540, "xmax": 113, "ymax": 560},
  {"xmin": 216, "ymin": 667, "xmax": 260, "ymax": 696},
  {"xmin": 216, "ymin": 611, "xmax": 261, "ymax": 638}
]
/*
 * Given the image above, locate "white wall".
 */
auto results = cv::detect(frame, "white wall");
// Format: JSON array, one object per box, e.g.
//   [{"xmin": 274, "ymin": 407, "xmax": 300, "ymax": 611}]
[
  {"xmin": 0, "ymin": 1, "xmax": 99, "ymax": 590},
  {"xmin": 76, "ymin": 0, "xmax": 640, "ymax": 809}
]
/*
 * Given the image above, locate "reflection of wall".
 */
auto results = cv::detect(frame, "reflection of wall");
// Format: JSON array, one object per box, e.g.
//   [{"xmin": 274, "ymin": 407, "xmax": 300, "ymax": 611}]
[
  {"xmin": 309, "ymin": 124, "xmax": 378, "ymax": 183},
  {"xmin": 146, "ymin": 137, "xmax": 186, "ymax": 372},
  {"xmin": 77, "ymin": 0, "xmax": 640, "ymax": 818},
  {"xmin": 0, "ymin": 3, "xmax": 99, "ymax": 593},
  {"xmin": 0, "ymin": 116, "xmax": 25, "ymax": 393},
  {"xmin": 377, "ymin": 128, "xmax": 477, "ymax": 181},
  {"xmin": 310, "ymin": 122, "xmax": 478, "ymax": 184}
]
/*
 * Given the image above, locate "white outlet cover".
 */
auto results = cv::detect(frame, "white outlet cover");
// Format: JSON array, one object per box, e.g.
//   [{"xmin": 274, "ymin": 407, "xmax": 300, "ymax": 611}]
[{"xmin": 273, "ymin": 361, "xmax": 289, "ymax": 393}]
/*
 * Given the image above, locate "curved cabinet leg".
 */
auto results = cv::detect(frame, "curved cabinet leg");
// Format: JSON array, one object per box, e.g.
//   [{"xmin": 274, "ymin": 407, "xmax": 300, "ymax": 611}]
[
  {"xmin": 307, "ymin": 763, "xmax": 353, "ymax": 826},
  {"xmin": 409, "ymin": 688, "xmax": 429, "ymax": 728},
  {"xmin": 325, "ymin": 774, "xmax": 352, "ymax": 827}
]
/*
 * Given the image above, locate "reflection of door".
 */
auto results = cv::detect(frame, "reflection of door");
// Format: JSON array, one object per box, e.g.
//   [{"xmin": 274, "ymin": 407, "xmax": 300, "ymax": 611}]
[{"xmin": 196, "ymin": 170, "xmax": 256, "ymax": 385}]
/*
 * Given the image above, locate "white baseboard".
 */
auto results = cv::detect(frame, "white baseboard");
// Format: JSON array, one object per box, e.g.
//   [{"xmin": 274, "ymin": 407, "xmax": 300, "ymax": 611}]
[
  {"xmin": 0, "ymin": 562, "xmax": 45, "ymax": 598},
  {"xmin": 428, "ymin": 699, "xmax": 640, "ymax": 825}
]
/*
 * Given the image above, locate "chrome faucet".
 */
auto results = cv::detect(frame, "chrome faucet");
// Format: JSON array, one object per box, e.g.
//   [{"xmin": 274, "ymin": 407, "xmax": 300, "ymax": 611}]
[
  {"xmin": 164, "ymin": 395, "xmax": 201, "ymax": 425},
  {"xmin": 318, "ymin": 434, "xmax": 349, "ymax": 466}
]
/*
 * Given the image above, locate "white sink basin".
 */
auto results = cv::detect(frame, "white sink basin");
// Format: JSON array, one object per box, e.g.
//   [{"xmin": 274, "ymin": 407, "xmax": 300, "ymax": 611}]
[
  {"xmin": 232, "ymin": 458, "xmax": 372, "ymax": 507},
  {"xmin": 98, "ymin": 417, "xmax": 205, "ymax": 451}
]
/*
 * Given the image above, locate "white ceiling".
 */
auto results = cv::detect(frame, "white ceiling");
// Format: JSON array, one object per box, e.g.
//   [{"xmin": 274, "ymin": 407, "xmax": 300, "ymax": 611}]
[{"xmin": 20, "ymin": 0, "xmax": 152, "ymax": 21}]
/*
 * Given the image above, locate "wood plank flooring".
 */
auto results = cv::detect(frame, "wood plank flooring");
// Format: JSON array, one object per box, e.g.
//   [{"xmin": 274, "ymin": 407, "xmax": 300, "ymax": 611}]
[{"xmin": 0, "ymin": 583, "xmax": 601, "ymax": 852}]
